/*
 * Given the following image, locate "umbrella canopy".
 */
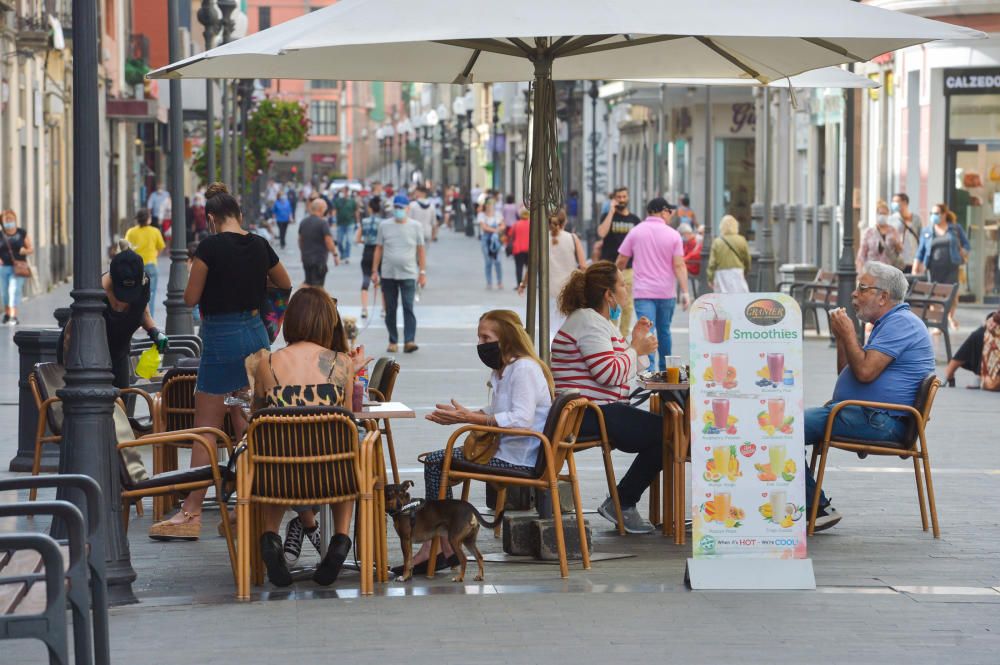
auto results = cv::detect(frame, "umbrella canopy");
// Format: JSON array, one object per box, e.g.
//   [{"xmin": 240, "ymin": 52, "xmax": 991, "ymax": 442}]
[
  {"xmin": 151, "ymin": 0, "xmax": 980, "ymax": 83},
  {"xmin": 149, "ymin": 0, "xmax": 982, "ymax": 359},
  {"xmin": 631, "ymin": 66, "xmax": 880, "ymax": 89}
]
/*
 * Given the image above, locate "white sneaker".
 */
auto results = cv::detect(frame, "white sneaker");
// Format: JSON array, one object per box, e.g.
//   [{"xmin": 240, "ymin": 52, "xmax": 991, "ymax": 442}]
[
  {"xmin": 598, "ymin": 498, "xmax": 654, "ymax": 534},
  {"xmin": 812, "ymin": 504, "xmax": 843, "ymax": 532}
]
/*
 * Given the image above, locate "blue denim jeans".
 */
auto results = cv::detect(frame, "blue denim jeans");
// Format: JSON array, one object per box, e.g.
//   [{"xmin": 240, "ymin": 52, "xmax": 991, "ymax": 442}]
[
  {"xmin": 144, "ymin": 263, "xmax": 158, "ymax": 317},
  {"xmin": 0, "ymin": 265, "xmax": 25, "ymax": 308},
  {"xmin": 337, "ymin": 224, "xmax": 353, "ymax": 260},
  {"xmin": 803, "ymin": 403, "xmax": 908, "ymax": 510},
  {"xmin": 633, "ymin": 297, "xmax": 676, "ymax": 371},
  {"xmin": 481, "ymin": 235, "xmax": 503, "ymax": 286},
  {"xmin": 382, "ymin": 278, "xmax": 416, "ymax": 344}
]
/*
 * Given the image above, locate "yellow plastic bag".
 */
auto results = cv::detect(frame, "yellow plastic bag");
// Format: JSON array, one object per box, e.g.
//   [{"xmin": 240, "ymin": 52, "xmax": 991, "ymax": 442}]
[{"xmin": 135, "ymin": 346, "xmax": 161, "ymax": 379}]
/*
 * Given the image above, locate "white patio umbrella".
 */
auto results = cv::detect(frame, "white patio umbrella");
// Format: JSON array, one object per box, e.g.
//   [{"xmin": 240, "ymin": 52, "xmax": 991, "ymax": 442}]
[{"xmin": 149, "ymin": 0, "xmax": 982, "ymax": 357}]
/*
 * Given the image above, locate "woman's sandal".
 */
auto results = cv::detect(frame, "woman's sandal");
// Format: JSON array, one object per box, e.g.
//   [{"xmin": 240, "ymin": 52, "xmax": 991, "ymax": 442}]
[{"xmin": 149, "ymin": 510, "xmax": 202, "ymax": 541}]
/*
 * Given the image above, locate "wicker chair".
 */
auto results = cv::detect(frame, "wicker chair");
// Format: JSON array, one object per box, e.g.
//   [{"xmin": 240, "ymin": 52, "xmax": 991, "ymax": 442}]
[
  {"xmin": 427, "ymin": 392, "xmax": 591, "ymax": 578},
  {"xmin": 27, "ymin": 363, "xmax": 155, "ymax": 504},
  {"xmin": 237, "ymin": 406, "xmax": 379, "ymax": 600},
  {"xmin": 117, "ymin": 426, "xmax": 238, "ymax": 584},
  {"xmin": 367, "ymin": 357, "xmax": 401, "ymax": 483},
  {"xmin": 567, "ymin": 401, "xmax": 626, "ymax": 535},
  {"xmin": 808, "ymin": 373, "xmax": 941, "ymax": 538}
]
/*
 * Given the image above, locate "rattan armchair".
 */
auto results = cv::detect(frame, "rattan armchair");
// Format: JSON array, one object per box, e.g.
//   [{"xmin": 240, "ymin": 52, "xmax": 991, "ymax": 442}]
[
  {"xmin": 568, "ymin": 401, "xmax": 626, "ymax": 535},
  {"xmin": 237, "ymin": 406, "xmax": 379, "ymax": 600},
  {"xmin": 367, "ymin": 357, "xmax": 401, "ymax": 483},
  {"xmin": 808, "ymin": 373, "xmax": 941, "ymax": 538},
  {"xmin": 427, "ymin": 392, "xmax": 591, "ymax": 578},
  {"xmin": 117, "ymin": 426, "xmax": 238, "ymax": 585}
]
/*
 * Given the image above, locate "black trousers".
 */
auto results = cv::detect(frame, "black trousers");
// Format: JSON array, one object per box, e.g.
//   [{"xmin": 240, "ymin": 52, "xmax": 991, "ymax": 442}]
[
  {"xmin": 277, "ymin": 221, "xmax": 290, "ymax": 248},
  {"xmin": 578, "ymin": 402, "xmax": 663, "ymax": 508},
  {"xmin": 514, "ymin": 252, "xmax": 529, "ymax": 286}
]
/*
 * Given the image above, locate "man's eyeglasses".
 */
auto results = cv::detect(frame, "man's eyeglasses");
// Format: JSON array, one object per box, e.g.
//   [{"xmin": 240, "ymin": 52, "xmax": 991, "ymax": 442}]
[{"xmin": 855, "ymin": 283, "xmax": 883, "ymax": 294}]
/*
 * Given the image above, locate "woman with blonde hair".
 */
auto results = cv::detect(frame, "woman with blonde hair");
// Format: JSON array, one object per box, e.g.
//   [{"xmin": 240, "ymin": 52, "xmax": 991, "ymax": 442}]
[
  {"xmin": 404, "ymin": 309, "xmax": 554, "ymax": 574},
  {"xmin": 707, "ymin": 214, "xmax": 751, "ymax": 293}
]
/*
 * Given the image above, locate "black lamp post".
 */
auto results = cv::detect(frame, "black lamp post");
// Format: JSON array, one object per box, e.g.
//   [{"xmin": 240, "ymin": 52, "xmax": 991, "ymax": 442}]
[
  {"xmin": 217, "ymin": 0, "xmax": 236, "ymax": 187},
  {"xmin": 164, "ymin": 0, "xmax": 194, "ymax": 337},
  {"xmin": 465, "ymin": 108, "xmax": 474, "ymax": 220},
  {"xmin": 491, "ymin": 100, "xmax": 501, "ymax": 191},
  {"xmin": 58, "ymin": 0, "xmax": 137, "ymax": 606},
  {"xmin": 837, "ymin": 73, "xmax": 859, "ymax": 319},
  {"xmin": 197, "ymin": 1, "xmax": 220, "ymax": 183},
  {"xmin": 237, "ymin": 79, "xmax": 254, "ymax": 206},
  {"xmin": 588, "ymin": 81, "xmax": 599, "ymax": 244},
  {"xmin": 440, "ymin": 120, "xmax": 449, "ymax": 190}
]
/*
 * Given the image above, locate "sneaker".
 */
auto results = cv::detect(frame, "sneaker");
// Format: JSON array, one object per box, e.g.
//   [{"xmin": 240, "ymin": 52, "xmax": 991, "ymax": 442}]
[
  {"xmin": 403, "ymin": 342, "xmax": 419, "ymax": 353},
  {"xmin": 361, "ymin": 309, "xmax": 368, "ymax": 319},
  {"xmin": 812, "ymin": 504, "xmax": 842, "ymax": 532},
  {"xmin": 598, "ymin": 497, "xmax": 654, "ymax": 534},
  {"xmin": 8, "ymin": 317, "xmax": 17, "ymax": 326},
  {"xmin": 313, "ymin": 533, "xmax": 351, "ymax": 586},
  {"xmin": 284, "ymin": 517, "xmax": 323, "ymax": 566},
  {"xmin": 1, "ymin": 314, "xmax": 8, "ymax": 324},
  {"xmin": 387, "ymin": 343, "xmax": 399, "ymax": 353}
]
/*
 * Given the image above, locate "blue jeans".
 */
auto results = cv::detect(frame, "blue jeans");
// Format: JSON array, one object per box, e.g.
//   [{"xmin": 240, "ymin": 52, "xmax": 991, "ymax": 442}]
[
  {"xmin": 803, "ymin": 403, "xmax": 909, "ymax": 510},
  {"xmin": 0, "ymin": 265, "xmax": 25, "ymax": 308},
  {"xmin": 336, "ymin": 225, "xmax": 353, "ymax": 260},
  {"xmin": 633, "ymin": 297, "xmax": 676, "ymax": 371},
  {"xmin": 144, "ymin": 263, "xmax": 158, "ymax": 317},
  {"xmin": 382, "ymin": 278, "xmax": 416, "ymax": 344},
  {"xmin": 481, "ymin": 236, "xmax": 502, "ymax": 286}
]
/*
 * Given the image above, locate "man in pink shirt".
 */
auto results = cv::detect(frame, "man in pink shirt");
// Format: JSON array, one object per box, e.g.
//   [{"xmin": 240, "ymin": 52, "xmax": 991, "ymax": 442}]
[{"xmin": 616, "ymin": 197, "xmax": 690, "ymax": 370}]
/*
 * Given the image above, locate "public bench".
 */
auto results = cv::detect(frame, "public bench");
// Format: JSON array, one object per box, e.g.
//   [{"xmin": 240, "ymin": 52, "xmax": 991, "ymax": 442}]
[{"xmin": 905, "ymin": 281, "xmax": 959, "ymax": 360}]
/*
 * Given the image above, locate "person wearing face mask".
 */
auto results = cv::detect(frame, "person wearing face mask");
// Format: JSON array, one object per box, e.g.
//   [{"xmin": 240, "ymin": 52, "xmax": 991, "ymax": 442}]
[
  {"xmin": 370, "ymin": 194, "xmax": 427, "ymax": 353},
  {"xmin": 856, "ymin": 200, "xmax": 903, "ymax": 272},
  {"xmin": 550, "ymin": 261, "xmax": 663, "ymax": 534},
  {"xmin": 402, "ymin": 309, "xmax": 554, "ymax": 574},
  {"xmin": 913, "ymin": 202, "xmax": 970, "ymax": 330},
  {"xmin": 889, "ymin": 193, "xmax": 922, "ymax": 273},
  {"xmin": 0, "ymin": 209, "xmax": 33, "ymax": 325}
]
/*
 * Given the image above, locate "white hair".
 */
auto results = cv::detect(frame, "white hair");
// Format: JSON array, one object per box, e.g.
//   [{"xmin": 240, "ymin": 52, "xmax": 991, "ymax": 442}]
[
  {"xmin": 862, "ymin": 261, "xmax": 908, "ymax": 302},
  {"xmin": 678, "ymin": 223, "xmax": 694, "ymax": 236}
]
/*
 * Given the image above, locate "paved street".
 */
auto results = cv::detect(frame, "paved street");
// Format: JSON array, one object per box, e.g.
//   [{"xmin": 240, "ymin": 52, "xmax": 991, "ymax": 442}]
[{"xmin": 2, "ymin": 225, "xmax": 1000, "ymax": 664}]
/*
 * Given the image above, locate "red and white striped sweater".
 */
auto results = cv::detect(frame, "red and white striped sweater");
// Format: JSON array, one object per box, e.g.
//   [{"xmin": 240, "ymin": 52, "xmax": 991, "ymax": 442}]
[{"xmin": 550, "ymin": 308, "xmax": 645, "ymax": 404}]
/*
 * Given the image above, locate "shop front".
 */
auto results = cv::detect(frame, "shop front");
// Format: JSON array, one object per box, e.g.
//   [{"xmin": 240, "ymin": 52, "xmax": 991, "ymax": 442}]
[{"xmin": 944, "ymin": 67, "xmax": 1000, "ymax": 304}]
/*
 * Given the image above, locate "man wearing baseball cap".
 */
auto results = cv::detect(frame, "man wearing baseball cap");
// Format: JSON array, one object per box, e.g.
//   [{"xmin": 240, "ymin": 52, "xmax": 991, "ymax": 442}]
[
  {"xmin": 616, "ymin": 197, "xmax": 690, "ymax": 371},
  {"xmin": 370, "ymin": 194, "xmax": 427, "ymax": 353}
]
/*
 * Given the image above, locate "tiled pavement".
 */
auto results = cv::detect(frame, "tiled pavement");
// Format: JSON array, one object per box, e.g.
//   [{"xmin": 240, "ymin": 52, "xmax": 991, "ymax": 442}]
[{"xmin": 2, "ymin": 228, "xmax": 999, "ymax": 663}]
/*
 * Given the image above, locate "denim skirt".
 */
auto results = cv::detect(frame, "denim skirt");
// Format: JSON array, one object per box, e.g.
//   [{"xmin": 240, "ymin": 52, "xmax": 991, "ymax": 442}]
[{"xmin": 197, "ymin": 311, "xmax": 269, "ymax": 395}]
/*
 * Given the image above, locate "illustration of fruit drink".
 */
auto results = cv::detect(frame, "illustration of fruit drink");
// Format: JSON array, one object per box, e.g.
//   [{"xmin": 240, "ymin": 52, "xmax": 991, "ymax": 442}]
[
  {"xmin": 712, "ymin": 445, "xmax": 730, "ymax": 474},
  {"xmin": 769, "ymin": 444, "xmax": 786, "ymax": 475},
  {"xmin": 714, "ymin": 493, "xmax": 731, "ymax": 522},
  {"xmin": 701, "ymin": 303, "xmax": 730, "ymax": 343},
  {"xmin": 711, "ymin": 353, "xmax": 729, "ymax": 384},
  {"xmin": 769, "ymin": 491, "xmax": 787, "ymax": 522},
  {"xmin": 712, "ymin": 399, "xmax": 730, "ymax": 431},
  {"xmin": 767, "ymin": 398, "xmax": 785, "ymax": 428},
  {"xmin": 767, "ymin": 353, "xmax": 784, "ymax": 383}
]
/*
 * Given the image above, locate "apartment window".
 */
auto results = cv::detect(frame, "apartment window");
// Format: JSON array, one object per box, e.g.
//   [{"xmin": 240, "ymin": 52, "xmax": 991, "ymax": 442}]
[
  {"xmin": 311, "ymin": 80, "xmax": 339, "ymax": 89},
  {"xmin": 258, "ymin": 7, "xmax": 271, "ymax": 30},
  {"xmin": 309, "ymin": 101, "xmax": 338, "ymax": 136}
]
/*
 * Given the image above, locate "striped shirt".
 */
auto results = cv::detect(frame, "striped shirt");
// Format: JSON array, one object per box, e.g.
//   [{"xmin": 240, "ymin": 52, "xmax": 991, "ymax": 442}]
[{"xmin": 550, "ymin": 308, "xmax": 645, "ymax": 404}]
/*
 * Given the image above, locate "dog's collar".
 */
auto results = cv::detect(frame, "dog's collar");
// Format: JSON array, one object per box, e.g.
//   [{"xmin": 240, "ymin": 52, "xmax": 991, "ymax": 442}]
[{"xmin": 388, "ymin": 498, "xmax": 424, "ymax": 518}]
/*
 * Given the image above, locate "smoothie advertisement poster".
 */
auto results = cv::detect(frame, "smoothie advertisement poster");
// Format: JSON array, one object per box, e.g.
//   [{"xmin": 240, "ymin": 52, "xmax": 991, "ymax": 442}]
[{"xmin": 689, "ymin": 294, "xmax": 807, "ymax": 561}]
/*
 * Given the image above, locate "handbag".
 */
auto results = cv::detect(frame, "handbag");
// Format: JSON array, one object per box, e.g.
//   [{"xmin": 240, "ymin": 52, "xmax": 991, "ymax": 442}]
[
  {"xmin": 2, "ymin": 232, "xmax": 30, "ymax": 277},
  {"xmin": 259, "ymin": 286, "xmax": 292, "ymax": 344},
  {"xmin": 462, "ymin": 429, "xmax": 500, "ymax": 464}
]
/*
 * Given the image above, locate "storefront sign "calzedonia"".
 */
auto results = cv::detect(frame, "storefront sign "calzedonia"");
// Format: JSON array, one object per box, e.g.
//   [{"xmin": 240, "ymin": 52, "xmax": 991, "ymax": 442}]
[{"xmin": 944, "ymin": 68, "xmax": 1000, "ymax": 96}]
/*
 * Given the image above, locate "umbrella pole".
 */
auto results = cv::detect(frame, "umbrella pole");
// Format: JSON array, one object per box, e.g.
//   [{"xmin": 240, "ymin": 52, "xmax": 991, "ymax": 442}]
[{"xmin": 527, "ymin": 53, "xmax": 557, "ymax": 362}]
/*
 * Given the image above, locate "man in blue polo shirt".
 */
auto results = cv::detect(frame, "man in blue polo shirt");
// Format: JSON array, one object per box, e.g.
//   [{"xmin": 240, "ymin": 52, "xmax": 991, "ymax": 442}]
[{"xmin": 805, "ymin": 262, "xmax": 934, "ymax": 531}]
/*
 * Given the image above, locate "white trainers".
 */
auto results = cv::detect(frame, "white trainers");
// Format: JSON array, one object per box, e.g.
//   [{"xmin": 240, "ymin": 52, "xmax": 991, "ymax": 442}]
[{"xmin": 812, "ymin": 504, "xmax": 843, "ymax": 532}]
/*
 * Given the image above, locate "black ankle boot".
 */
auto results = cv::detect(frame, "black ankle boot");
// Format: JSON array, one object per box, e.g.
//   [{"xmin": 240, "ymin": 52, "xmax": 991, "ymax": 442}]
[
  {"xmin": 261, "ymin": 532, "xmax": 293, "ymax": 587},
  {"xmin": 314, "ymin": 533, "xmax": 351, "ymax": 586}
]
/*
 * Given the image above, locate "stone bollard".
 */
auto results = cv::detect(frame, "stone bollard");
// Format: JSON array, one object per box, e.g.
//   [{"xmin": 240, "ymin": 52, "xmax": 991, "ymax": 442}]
[
  {"xmin": 531, "ymin": 516, "xmax": 592, "ymax": 561},
  {"xmin": 486, "ymin": 484, "xmax": 534, "ymax": 511},
  {"xmin": 9, "ymin": 329, "xmax": 63, "ymax": 472},
  {"xmin": 533, "ymin": 481, "xmax": 576, "ymax": 519},
  {"xmin": 501, "ymin": 512, "xmax": 538, "ymax": 556}
]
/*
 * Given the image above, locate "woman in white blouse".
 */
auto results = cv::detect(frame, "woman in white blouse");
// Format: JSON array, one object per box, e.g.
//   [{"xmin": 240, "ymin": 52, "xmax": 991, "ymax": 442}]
[{"xmin": 403, "ymin": 309, "xmax": 554, "ymax": 575}]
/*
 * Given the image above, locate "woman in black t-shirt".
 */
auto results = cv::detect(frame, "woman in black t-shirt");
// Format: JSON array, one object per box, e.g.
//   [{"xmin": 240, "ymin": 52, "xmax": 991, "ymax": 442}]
[
  {"xmin": 0, "ymin": 209, "xmax": 34, "ymax": 325},
  {"xmin": 150, "ymin": 183, "xmax": 292, "ymax": 541}
]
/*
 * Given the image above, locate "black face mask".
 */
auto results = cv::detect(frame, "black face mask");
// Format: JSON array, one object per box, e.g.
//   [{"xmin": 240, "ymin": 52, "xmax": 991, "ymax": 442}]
[{"xmin": 477, "ymin": 341, "xmax": 503, "ymax": 370}]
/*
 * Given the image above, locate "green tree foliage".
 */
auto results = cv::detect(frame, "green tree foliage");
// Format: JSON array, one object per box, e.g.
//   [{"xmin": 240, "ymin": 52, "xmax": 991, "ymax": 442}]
[{"xmin": 193, "ymin": 98, "xmax": 309, "ymax": 188}]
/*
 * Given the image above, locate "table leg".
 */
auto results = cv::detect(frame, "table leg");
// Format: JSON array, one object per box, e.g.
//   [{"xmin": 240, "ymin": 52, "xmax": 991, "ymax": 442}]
[
  {"xmin": 319, "ymin": 504, "xmax": 332, "ymax": 558},
  {"xmin": 373, "ymin": 436, "xmax": 388, "ymax": 584},
  {"xmin": 662, "ymin": 406, "xmax": 674, "ymax": 537}
]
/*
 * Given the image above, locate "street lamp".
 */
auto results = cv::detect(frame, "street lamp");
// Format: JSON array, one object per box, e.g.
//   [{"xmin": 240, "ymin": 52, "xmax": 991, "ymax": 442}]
[
  {"xmin": 436, "ymin": 103, "xmax": 449, "ymax": 189},
  {"xmin": 383, "ymin": 123, "xmax": 395, "ymax": 184},
  {"xmin": 164, "ymin": 0, "xmax": 194, "ymax": 337},
  {"xmin": 58, "ymin": 0, "xmax": 137, "ymax": 607},
  {"xmin": 412, "ymin": 113, "xmax": 425, "ymax": 181},
  {"xmin": 425, "ymin": 109, "xmax": 439, "ymax": 186},
  {"xmin": 196, "ymin": 1, "xmax": 220, "ymax": 183},
  {"xmin": 217, "ymin": 0, "xmax": 236, "ymax": 188},
  {"xmin": 491, "ymin": 99, "xmax": 501, "ymax": 191}
]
